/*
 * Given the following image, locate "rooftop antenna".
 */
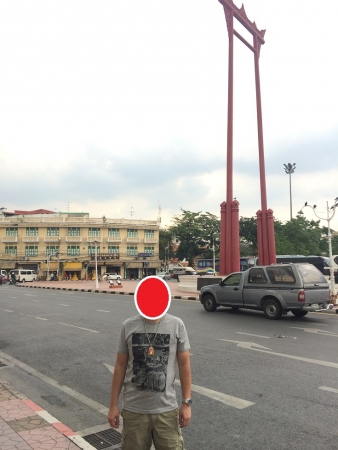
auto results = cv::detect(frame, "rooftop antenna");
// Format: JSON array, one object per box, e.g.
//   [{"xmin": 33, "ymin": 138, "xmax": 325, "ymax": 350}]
[
  {"xmin": 130, "ymin": 207, "xmax": 134, "ymax": 218},
  {"xmin": 158, "ymin": 202, "xmax": 162, "ymax": 223}
]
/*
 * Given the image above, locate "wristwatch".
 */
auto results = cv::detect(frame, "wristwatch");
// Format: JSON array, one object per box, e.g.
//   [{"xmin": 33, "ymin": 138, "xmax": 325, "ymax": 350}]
[{"xmin": 182, "ymin": 398, "xmax": 193, "ymax": 406}]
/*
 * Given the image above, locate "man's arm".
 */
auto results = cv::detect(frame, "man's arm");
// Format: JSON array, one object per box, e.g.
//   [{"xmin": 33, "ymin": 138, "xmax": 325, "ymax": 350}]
[
  {"xmin": 177, "ymin": 350, "xmax": 192, "ymax": 428},
  {"xmin": 107, "ymin": 353, "xmax": 128, "ymax": 428}
]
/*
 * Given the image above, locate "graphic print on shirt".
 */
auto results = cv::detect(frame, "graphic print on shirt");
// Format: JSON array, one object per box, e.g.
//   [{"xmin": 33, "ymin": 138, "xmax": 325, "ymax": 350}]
[{"xmin": 131, "ymin": 333, "xmax": 170, "ymax": 392}]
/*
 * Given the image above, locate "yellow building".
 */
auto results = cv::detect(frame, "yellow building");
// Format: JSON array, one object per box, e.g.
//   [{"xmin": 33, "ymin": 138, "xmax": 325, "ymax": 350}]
[{"xmin": 0, "ymin": 211, "xmax": 160, "ymax": 280}]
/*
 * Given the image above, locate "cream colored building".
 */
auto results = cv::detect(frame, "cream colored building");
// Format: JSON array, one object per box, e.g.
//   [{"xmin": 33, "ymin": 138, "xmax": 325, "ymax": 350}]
[{"xmin": 0, "ymin": 211, "xmax": 160, "ymax": 280}]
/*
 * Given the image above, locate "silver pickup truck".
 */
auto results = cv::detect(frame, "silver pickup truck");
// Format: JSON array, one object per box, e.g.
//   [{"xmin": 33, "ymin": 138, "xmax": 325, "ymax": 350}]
[{"xmin": 199, "ymin": 263, "xmax": 331, "ymax": 320}]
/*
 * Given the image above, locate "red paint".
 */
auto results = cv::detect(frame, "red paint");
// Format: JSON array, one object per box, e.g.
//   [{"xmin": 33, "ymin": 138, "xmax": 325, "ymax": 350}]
[
  {"xmin": 219, "ymin": 0, "xmax": 276, "ymax": 269},
  {"xmin": 23, "ymin": 399, "xmax": 43, "ymax": 412},
  {"xmin": 134, "ymin": 276, "xmax": 171, "ymax": 319}
]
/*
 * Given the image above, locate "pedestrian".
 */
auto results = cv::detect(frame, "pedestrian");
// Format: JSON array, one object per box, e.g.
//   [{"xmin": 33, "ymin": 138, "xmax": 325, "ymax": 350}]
[{"xmin": 108, "ymin": 309, "xmax": 192, "ymax": 449}]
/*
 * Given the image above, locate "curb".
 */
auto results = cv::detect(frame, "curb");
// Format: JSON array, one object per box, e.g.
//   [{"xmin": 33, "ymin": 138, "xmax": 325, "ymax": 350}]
[
  {"xmin": 23, "ymin": 398, "xmax": 96, "ymax": 449},
  {"xmin": 14, "ymin": 283, "xmax": 199, "ymax": 301}
]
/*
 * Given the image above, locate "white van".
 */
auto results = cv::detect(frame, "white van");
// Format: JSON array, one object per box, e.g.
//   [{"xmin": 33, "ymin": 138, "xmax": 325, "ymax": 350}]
[{"xmin": 10, "ymin": 269, "xmax": 37, "ymax": 283}]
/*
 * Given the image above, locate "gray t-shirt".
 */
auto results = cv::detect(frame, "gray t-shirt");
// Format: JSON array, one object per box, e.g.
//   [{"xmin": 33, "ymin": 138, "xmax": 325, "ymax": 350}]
[{"xmin": 117, "ymin": 314, "xmax": 190, "ymax": 414}]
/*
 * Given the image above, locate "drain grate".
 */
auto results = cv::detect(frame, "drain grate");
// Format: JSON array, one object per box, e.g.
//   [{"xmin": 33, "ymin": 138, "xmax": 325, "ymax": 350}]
[{"xmin": 82, "ymin": 428, "xmax": 122, "ymax": 449}]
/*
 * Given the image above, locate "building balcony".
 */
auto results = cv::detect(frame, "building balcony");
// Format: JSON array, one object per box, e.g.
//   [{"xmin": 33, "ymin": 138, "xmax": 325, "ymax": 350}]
[
  {"xmin": 1, "ymin": 236, "xmax": 18, "ymax": 243},
  {"xmin": 66, "ymin": 236, "xmax": 83, "ymax": 243},
  {"xmin": 22, "ymin": 236, "xmax": 39, "ymax": 243},
  {"xmin": 144, "ymin": 238, "xmax": 158, "ymax": 244},
  {"xmin": 106, "ymin": 237, "xmax": 122, "ymax": 243},
  {"xmin": 44, "ymin": 236, "xmax": 61, "ymax": 243},
  {"xmin": 127, "ymin": 237, "xmax": 143, "ymax": 243},
  {"xmin": 86, "ymin": 236, "xmax": 102, "ymax": 243}
]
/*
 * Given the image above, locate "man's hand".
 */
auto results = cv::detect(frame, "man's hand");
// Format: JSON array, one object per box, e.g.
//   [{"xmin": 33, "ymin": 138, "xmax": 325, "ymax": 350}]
[
  {"xmin": 179, "ymin": 403, "xmax": 191, "ymax": 428},
  {"xmin": 108, "ymin": 405, "xmax": 120, "ymax": 428}
]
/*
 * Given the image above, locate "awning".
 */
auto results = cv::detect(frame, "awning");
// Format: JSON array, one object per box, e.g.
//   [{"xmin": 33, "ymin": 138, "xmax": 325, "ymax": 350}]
[{"xmin": 64, "ymin": 262, "xmax": 82, "ymax": 270}]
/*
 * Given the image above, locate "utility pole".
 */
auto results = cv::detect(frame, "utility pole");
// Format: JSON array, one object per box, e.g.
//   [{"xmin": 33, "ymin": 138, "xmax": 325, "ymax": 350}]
[{"xmin": 283, "ymin": 163, "xmax": 296, "ymax": 220}]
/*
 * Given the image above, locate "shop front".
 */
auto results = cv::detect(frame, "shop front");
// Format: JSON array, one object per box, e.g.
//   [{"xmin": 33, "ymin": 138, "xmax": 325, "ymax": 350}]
[{"xmin": 63, "ymin": 262, "xmax": 83, "ymax": 281}]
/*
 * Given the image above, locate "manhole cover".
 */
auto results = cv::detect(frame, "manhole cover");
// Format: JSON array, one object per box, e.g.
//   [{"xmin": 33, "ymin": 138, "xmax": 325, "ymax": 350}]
[{"xmin": 82, "ymin": 428, "xmax": 122, "ymax": 449}]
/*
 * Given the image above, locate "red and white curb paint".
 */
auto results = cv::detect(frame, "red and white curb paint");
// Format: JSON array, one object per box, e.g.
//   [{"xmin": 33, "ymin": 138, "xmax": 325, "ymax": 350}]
[{"xmin": 23, "ymin": 398, "xmax": 96, "ymax": 450}]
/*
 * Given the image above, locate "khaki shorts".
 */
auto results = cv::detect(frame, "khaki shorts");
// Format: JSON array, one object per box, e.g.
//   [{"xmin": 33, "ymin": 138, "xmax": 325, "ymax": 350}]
[{"xmin": 121, "ymin": 408, "xmax": 184, "ymax": 450}]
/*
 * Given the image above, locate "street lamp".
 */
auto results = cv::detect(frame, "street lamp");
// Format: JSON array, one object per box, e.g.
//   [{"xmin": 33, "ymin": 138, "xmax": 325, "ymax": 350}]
[
  {"xmin": 283, "ymin": 163, "xmax": 296, "ymax": 220},
  {"xmin": 91, "ymin": 240, "xmax": 100, "ymax": 289},
  {"xmin": 298, "ymin": 198, "xmax": 338, "ymax": 304}
]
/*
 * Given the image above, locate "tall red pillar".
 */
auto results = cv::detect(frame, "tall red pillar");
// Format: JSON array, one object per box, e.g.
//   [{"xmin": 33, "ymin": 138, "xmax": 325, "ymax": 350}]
[{"xmin": 219, "ymin": 0, "xmax": 276, "ymax": 271}]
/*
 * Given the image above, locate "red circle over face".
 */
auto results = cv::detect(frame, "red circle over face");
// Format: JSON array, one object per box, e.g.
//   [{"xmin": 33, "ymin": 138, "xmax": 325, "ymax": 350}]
[{"xmin": 134, "ymin": 276, "xmax": 171, "ymax": 319}]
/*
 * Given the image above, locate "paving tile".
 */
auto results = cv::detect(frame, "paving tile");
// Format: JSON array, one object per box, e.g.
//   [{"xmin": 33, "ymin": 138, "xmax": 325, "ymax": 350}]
[
  {"xmin": 7, "ymin": 415, "xmax": 50, "ymax": 432},
  {"xmin": 0, "ymin": 416, "xmax": 33, "ymax": 449},
  {"xmin": 0, "ymin": 399, "xmax": 36, "ymax": 421},
  {"xmin": 19, "ymin": 426, "xmax": 79, "ymax": 449}
]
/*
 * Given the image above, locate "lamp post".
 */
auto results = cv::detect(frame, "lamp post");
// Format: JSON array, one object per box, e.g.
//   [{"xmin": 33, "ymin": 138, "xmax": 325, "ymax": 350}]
[
  {"xmin": 283, "ymin": 163, "xmax": 296, "ymax": 220},
  {"xmin": 91, "ymin": 240, "xmax": 100, "ymax": 289},
  {"xmin": 298, "ymin": 198, "xmax": 338, "ymax": 303}
]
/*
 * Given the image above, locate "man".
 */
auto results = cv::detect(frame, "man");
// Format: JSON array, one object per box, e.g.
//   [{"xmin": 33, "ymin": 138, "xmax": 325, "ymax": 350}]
[{"xmin": 108, "ymin": 313, "xmax": 192, "ymax": 450}]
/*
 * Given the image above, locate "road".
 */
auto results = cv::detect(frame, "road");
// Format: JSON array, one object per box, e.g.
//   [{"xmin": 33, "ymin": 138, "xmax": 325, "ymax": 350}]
[{"xmin": 1, "ymin": 284, "xmax": 338, "ymax": 449}]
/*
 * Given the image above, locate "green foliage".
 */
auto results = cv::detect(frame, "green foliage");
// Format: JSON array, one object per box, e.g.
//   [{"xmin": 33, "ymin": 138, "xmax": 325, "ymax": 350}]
[
  {"xmin": 169, "ymin": 209, "xmax": 220, "ymax": 265},
  {"xmin": 159, "ymin": 229, "xmax": 175, "ymax": 261},
  {"xmin": 239, "ymin": 217, "xmax": 257, "ymax": 253}
]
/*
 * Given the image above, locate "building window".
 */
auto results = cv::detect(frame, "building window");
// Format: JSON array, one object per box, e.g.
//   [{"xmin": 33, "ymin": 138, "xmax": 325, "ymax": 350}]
[
  {"xmin": 108, "ymin": 246, "xmax": 119, "ymax": 254},
  {"xmin": 25, "ymin": 246, "xmax": 38, "ymax": 256},
  {"xmin": 6, "ymin": 228, "xmax": 18, "ymax": 236},
  {"xmin": 47, "ymin": 227, "xmax": 59, "ymax": 236},
  {"xmin": 88, "ymin": 246, "xmax": 100, "ymax": 256},
  {"xmin": 5, "ymin": 246, "xmax": 17, "ymax": 255},
  {"xmin": 144, "ymin": 246, "xmax": 154, "ymax": 255},
  {"xmin": 46, "ymin": 246, "xmax": 59, "ymax": 256},
  {"xmin": 67, "ymin": 246, "xmax": 80, "ymax": 256},
  {"xmin": 26, "ymin": 227, "xmax": 38, "ymax": 236},
  {"xmin": 127, "ymin": 229, "xmax": 138, "ymax": 238},
  {"xmin": 68, "ymin": 227, "xmax": 80, "ymax": 236},
  {"xmin": 108, "ymin": 228, "xmax": 120, "ymax": 237},
  {"xmin": 144, "ymin": 230, "xmax": 154, "ymax": 238},
  {"xmin": 88, "ymin": 228, "xmax": 100, "ymax": 237},
  {"xmin": 127, "ymin": 246, "xmax": 138, "ymax": 256}
]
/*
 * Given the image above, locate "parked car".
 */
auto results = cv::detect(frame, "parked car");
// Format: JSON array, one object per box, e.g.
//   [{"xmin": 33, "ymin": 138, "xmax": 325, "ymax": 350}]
[
  {"xmin": 199, "ymin": 263, "xmax": 331, "ymax": 320},
  {"xmin": 102, "ymin": 273, "xmax": 122, "ymax": 281},
  {"xmin": 9, "ymin": 269, "xmax": 37, "ymax": 283}
]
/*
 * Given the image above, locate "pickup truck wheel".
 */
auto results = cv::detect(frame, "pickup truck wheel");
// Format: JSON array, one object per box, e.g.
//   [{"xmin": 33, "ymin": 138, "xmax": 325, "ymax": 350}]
[
  {"xmin": 203, "ymin": 295, "xmax": 217, "ymax": 312},
  {"xmin": 263, "ymin": 298, "xmax": 282, "ymax": 320},
  {"xmin": 292, "ymin": 311, "xmax": 308, "ymax": 317}
]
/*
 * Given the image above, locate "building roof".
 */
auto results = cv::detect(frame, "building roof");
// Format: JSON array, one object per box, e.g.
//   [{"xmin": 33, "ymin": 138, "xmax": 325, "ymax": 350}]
[{"xmin": 3, "ymin": 209, "xmax": 55, "ymax": 216}]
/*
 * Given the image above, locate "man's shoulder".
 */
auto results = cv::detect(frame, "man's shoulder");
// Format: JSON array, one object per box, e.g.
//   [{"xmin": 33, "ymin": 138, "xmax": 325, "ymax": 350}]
[
  {"xmin": 163, "ymin": 314, "xmax": 185, "ymax": 326},
  {"xmin": 122, "ymin": 315, "xmax": 142, "ymax": 327}
]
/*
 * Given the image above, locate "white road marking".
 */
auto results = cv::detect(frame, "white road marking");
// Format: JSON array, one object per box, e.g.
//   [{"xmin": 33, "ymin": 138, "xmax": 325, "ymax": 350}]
[
  {"xmin": 319, "ymin": 386, "xmax": 338, "ymax": 394},
  {"xmin": 219, "ymin": 339, "xmax": 338, "ymax": 369},
  {"xmin": 236, "ymin": 332, "xmax": 270, "ymax": 339},
  {"xmin": 0, "ymin": 350, "xmax": 109, "ymax": 416},
  {"xmin": 24, "ymin": 294, "xmax": 36, "ymax": 297},
  {"xmin": 10, "ymin": 297, "xmax": 17, "ymax": 299},
  {"xmin": 75, "ymin": 296, "xmax": 84, "ymax": 299},
  {"xmin": 59, "ymin": 304, "xmax": 69, "ymax": 306},
  {"xmin": 3, "ymin": 309, "xmax": 13, "ymax": 312},
  {"xmin": 57, "ymin": 322, "xmax": 99, "ymax": 333},
  {"xmin": 97, "ymin": 310, "xmax": 110, "ymax": 313},
  {"xmin": 26, "ymin": 315, "xmax": 48, "ymax": 321},
  {"xmin": 286, "ymin": 327, "xmax": 338, "ymax": 337},
  {"xmin": 104, "ymin": 364, "xmax": 254, "ymax": 409},
  {"xmin": 31, "ymin": 300, "xmax": 40, "ymax": 302}
]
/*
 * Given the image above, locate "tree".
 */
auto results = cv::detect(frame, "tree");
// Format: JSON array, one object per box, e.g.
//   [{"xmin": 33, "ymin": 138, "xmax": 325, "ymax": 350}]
[
  {"xmin": 169, "ymin": 210, "xmax": 220, "ymax": 265},
  {"xmin": 159, "ymin": 229, "xmax": 175, "ymax": 261},
  {"xmin": 239, "ymin": 217, "xmax": 257, "ymax": 254}
]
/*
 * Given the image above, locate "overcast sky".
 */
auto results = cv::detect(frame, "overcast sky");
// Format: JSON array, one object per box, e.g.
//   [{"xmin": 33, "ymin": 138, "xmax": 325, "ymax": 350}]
[{"xmin": 0, "ymin": 0, "xmax": 337, "ymax": 230}]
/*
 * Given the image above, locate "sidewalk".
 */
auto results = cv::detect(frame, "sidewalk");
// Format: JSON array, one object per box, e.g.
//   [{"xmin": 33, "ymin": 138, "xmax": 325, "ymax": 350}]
[
  {"xmin": 0, "ymin": 381, "xmax": 91, "ymax": 450},
  {"xmin": 14, "ymin": 279, "xmax": 200, "ymax": 300}
]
